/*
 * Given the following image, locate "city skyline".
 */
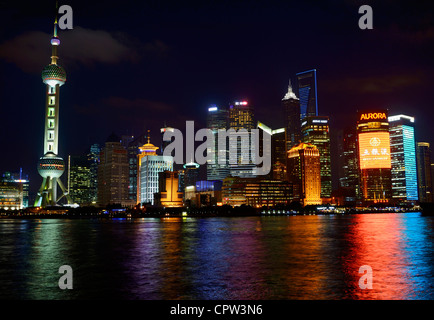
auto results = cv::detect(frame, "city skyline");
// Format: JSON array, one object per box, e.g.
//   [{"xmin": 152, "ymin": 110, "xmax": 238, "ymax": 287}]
[{"xmin": 1, "ymin": 1, "xmax": 434, "ymax": 197}]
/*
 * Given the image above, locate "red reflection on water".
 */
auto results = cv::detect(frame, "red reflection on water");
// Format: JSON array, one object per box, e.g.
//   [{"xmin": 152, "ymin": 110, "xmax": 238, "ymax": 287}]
[{"xmin": 342, "ymin": 213, "xmax": 414, "ymax": 299}]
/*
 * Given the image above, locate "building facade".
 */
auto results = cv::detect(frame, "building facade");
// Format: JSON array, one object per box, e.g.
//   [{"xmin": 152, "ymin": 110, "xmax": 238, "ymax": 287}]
[
  {"xmin": 137, "ymin": 137, "xmax": 174, "ymax": 205},
  {"xmin": 388, "ymin": 115, "xmax": 418, "ymax": 203},
  {"xmin": 257, "ymin": 122, "xmax": 286, "ymax": 180},
  {"xmin": 68, "ymin": 155, "xmax": 92, "ymax": 205},
  {"xmin": 301, "ymin": 116, "xmax": 332, "ymax": 198},
  {"xmin": 282, "ymin": 80, "xmax": 301, "ymax": 151},
  {"xmin": 228, "ymin": 101, "xmax": 256, "ymax": 177},
  {"xmin": 338, "ymin": 126, "xmax": 360, "ymax": 202},
  {"xmin": 206, "ymin": 105, "xmax": 230, "ymax": 181},
  {"xmin": 0, "ymin": 182, "xmax": 23, "ymax": 210},
  {"xmin": 154, "ymin": 171, "xmax": 183, "ymax": 207},
  {"xmin": 417, "ymin": 142, "xmax": 433, "ymax": 203},
  {"xmin": 221, "ymin": 177, "xmax": 291, "ymax": 207},
  {"xmin": 2, "ymin": 170, "xmax": 29, "ymax": 208},
  {"xmin": 296, "ymin": 69, "xmax": 318, "ymax": 120},
  {"xmin": 97, "ymin": 134, "xmax": 130, "ymax": 207},
  {"xmin": 287, "ymin": 142, "xmax": 321, "ymax": 206},
  {"xmin": 357, "ymin": 110, "xmax": 392, "ymax": 204},
  {"xmin": 88, "ymin": 143, "xmax": 101, "ymax": 204}
]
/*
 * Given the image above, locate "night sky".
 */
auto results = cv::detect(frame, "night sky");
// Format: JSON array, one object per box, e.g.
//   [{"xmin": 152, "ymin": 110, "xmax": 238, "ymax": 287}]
[{"xmin": 1, "ymin": 0, "xmax": 433, "ymax": 196}]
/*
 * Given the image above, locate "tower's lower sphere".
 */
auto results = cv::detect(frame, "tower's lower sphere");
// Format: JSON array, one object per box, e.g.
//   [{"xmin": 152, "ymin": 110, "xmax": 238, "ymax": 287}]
[{"xmin": 37, "ymin": 153, "xmax": 65, "ymax": 178}]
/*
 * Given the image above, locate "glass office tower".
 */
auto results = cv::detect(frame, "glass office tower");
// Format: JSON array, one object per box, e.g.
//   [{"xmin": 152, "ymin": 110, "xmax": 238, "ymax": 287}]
[
  {"xmin": 296, "ymin": 69, "xmax": 318, "ymax": 120},
  {"xmin": 388, "ymin": 114, "xmax": 418, "ymax": 203},
  {"xmin": 417, "ymin": 142, "xmax": 433, "ymax": 203},
  {"xmin": 301, "ymin": 116, "xmax": 332, "ymax": 198},
  {"xmin": 207, "ymin": 105, "xmax": 230, "ymax": 180}
]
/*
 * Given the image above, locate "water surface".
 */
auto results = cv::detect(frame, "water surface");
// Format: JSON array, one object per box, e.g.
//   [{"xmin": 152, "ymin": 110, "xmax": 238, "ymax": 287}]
[{"xmin": 1, "ymin": 213, "xmax": 433, "ymax": 299}]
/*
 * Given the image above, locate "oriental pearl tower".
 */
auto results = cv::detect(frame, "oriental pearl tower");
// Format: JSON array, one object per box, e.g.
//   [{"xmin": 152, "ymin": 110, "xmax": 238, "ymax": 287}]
[{"xmin": 34, "ymin": 3, "xmax": 72, "ymax": 207}]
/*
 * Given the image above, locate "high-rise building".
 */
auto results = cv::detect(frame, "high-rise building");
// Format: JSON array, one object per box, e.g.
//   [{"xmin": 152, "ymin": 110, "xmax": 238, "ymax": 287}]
[
  {"xmin": 287, "ymin": 142, "xmax": 321, "ymax": 206},
  {"xmin": 257, "ymin": 122, "xmax": 286, "ymax": 180},
  {"xmin": 339, "ymin": 127, "xmax": 360, "ymax": 201},
  {"xmin": 123, "ymin": 132, "xmax": 148, "ymax": 204},
  {"xmin": 282, "ymin": 80, "xmax": 301, "ymax": 151},
  {"xmin": 416, "ymin": 142, "xmax": 433, "ymax": 203},
  {"xmin": 88, "ymin": 143, "xmax": 101, "ymax": 204},
  {"xmin": 68, "ymin": 155, "xmax": 92, "ymax": 205},
  {"xmin": 221, "ymin": 176, "xmax": 291, "ymax": 207},
  {"xmin": 183, "ymin": 162, "xmax": 200, "ymax": 188},
  {"xmin": 97, "ymin": 134, "xmax": 130, "ymax": 207},
  {"xmin": 0, "ymin": 182, "xmax": 23, "ymax": 210},
  {"xmin": 228, "ymin": 100, "xmax": 256, "ymax": 177},
  {"xmin": 34, "ymin": 4, "xmax": 72, "ymax": 207},
  {"xmin": 388, "ymin": 115, "xmax": 418, "ymax": 203},
  {"xmin": 2, "ymin": 170, "xmax": 29, "ymax": 208},
  {"xmin": 357, "ymin": 110, "xmax": 392, "ymax": 204},
  {"xmin": 154, "ymin": 171, "xmax": 184, "ymax": 207},
  {"xmin": 301, "ymin": 116, "xmax": 332, "ymax": 198},
  {"xmin": 207, "ymin": 105, "xmax": 230, "ymax": 180},
  {"xmin": 296, "ymin": 69, "xmax": 318, "ymax": 120},
  {"xmin": 137, "ymin": 135, "xmax": 174, "ymax": 205}
]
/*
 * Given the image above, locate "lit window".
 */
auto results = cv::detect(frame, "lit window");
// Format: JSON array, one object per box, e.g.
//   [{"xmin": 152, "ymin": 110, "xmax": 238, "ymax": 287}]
[
  {"xmin": 48, "ymin": 108, "xmax": 55, "ymax": 117},
  {"xmin": 49, "ymin": 96, "xmax": 55, "ymax": 105}
]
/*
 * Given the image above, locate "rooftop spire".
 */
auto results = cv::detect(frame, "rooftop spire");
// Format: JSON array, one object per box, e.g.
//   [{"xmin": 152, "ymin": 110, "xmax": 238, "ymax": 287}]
[{"xmin": 282, "ymin": 79, "xmax": 299, "ymax": 101}]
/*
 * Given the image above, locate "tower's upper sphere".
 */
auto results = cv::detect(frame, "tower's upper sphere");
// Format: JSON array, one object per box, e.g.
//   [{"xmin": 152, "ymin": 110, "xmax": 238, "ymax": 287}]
[
  {"xmin": 42, "ymin": 64, "xmax": 66, "ymax": 86},
  {"xmin": 37, "ymin": 152, "xmax": 65, "ymax": 178}
]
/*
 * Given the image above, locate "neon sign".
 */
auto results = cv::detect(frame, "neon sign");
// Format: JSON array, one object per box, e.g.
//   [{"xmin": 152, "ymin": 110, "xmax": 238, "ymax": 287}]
[{"xmin": 360, "ymin": 112, "xmax": 387, "ymax": 121}]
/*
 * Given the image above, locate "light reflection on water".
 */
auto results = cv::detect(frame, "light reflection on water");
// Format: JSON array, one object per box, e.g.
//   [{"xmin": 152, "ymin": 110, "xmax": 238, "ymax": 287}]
[{"xmin": 0, "ymin": 213, "xmax": 433, "ymax": 300}]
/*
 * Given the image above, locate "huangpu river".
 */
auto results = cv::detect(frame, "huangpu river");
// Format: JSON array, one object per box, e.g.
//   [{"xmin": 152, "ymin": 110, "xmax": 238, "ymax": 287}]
[{"xmin": 1, "ymin": 212, "xmax": 434, "ymax": 300}]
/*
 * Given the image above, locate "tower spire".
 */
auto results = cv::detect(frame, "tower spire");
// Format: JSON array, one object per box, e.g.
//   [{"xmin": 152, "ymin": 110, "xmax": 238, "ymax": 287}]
[
  {"xmin": 283, "ymin": 79, "xmax": 298, "ymax": 101},
  {"xmin": 50, "ymin": 1, "xmax": 61, "ymax": 65}
]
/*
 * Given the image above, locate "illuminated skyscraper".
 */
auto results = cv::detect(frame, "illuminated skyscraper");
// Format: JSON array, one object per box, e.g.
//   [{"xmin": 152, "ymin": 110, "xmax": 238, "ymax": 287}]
[
  {"xmin": 0, "ymin": 182, "xmax": 23, "ymax": 210},
  {"xmin": 282, "ymin": 80, "xmax": 301, "ymax": 151},
  {"xmin": 137, "ymin": 135, "xmax": 174, "ymax": 205},
  {"xmin": 257, "ymin": 122, "xmax": 286, "ymax": 180},
  {"xmin": 34, "ymin": 5, "xmax": 72, "ymax": 207},
  {"xmin": 228, "ymin": 100, "xmax": 256, "ymax": 177},
  {"xmin": 87, "ymin": 144, "xmax": 101, "ymax": 204},
  {"xmin": 416, "ymin": 142, "xmax": 433, "ymax": 203},
  {"xmin": 357, "ymin": 110, "xmax": 392, "ymax": 204},
  {"xmin": 207, "ymin": 105, "xmax": 230, "ymax": 180},
  {"xmin": 97, "ymin": 134, "xmax": 130, "ymax": 206},
  {"xmin": 388, "ymin": 115, "xmax": 418, "ymax": 203},
  {"xmin": 154, "ymin": 171, "xmax": 184, "ymax": 207},
  {"xmin": 1, "ymin": 170, "xmax": 29, "ymax": 209},
  {"xmin": 339, "ymin": 127, "xmax": 360, "ymax": 201},
  {"xmin": 183, "ymin": 162, "xmax": 200, "ymax": 187},
  {"xmin": 287, "ymin": 142, "xmax": 321, "ymax": 206},
  {"xmin": 296, "ymin": 69, "xmax": 318, "ymax": 120},
  {"xmin": 301, "ymin": 116, "xmax": 332, "ymax": 198},
  {"xmin": 68, "ymin": 155, "xmax": 92, "ymax": 205}
]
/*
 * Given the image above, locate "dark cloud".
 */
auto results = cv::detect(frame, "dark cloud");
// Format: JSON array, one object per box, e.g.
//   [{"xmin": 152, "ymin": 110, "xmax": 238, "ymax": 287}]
[{"xmin": 0, "ymin": 26, "xmax": 168, "ymax": 73}]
